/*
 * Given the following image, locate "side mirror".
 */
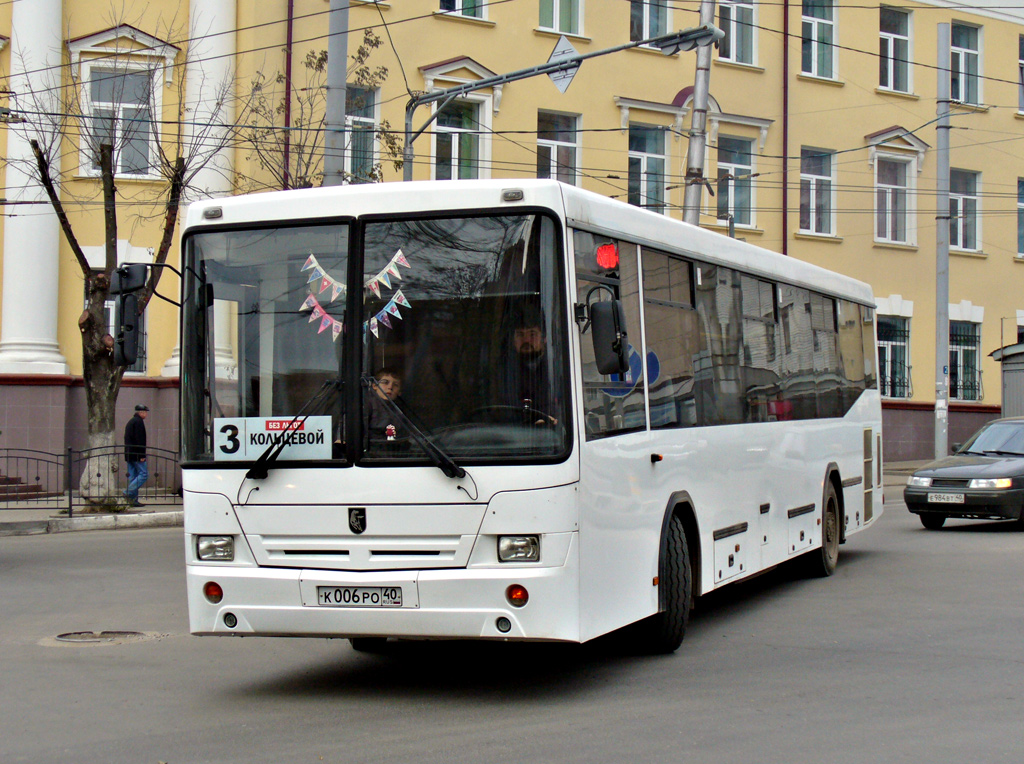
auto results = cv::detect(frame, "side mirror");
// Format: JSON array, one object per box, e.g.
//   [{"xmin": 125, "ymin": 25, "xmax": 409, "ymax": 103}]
[
  {"xmin": 109, "ymin": 263, "xmax": 148, "ymax": 295},
  {"xmin": 114, "ymin": 293, "xmax": 139, "ymax": 366},
  {"xmin": 590, "ymin": 300, "xmax": 629, "ymax": 375}
]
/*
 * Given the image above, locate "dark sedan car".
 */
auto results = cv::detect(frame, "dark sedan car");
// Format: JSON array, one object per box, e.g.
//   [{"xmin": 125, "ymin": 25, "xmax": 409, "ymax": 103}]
[{"xmin": 905, "ymin": 417, "xmax": 1024, "ymax": 529}]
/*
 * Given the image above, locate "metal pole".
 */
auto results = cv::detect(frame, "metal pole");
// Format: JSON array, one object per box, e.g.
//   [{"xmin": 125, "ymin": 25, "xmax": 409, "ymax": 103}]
[
  {"xmin": 66, "ymin": 446, "xmax": 73, "ymax": 517},
  {"xmin": 935, "ymin": 24, "xmax": 952, "ymax": 458},
  {"xmin": 323, "ymin": 0, "xmax": 349, "ymax": 187},
  {"xmin": 682, "ymin": 0, "xmax": 716, "ymax": 225}
]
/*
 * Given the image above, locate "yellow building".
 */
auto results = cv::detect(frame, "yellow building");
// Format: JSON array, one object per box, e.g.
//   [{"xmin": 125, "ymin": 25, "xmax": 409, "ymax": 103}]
[{"xmin": 2, "ymin": 0, "xmax": 1023, "ymax": 460}]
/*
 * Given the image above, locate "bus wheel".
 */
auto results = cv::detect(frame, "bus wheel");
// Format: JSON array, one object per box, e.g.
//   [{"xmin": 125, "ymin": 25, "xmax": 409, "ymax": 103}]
[
  {"xmin": 349, "ymin": 637, "xmax": 389, "ymax": 653},
  {"xmin": 808, "ymin": 482, "xmax": 840, "ymax": 577},
  {"xmin": 636, "ymin": 513, "xmax": 692, "ymax": 654}
]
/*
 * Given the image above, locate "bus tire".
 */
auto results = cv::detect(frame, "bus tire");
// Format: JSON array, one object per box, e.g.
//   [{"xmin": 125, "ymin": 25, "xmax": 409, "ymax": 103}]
[
  {"xmin": 807, "ymin": 481, "xmax": 840, "ymax": 577},
  {"xmin": 636, "ymin": 513, "xmax": 691, "ymax": 654},
  {"xmin": 349, "ymin": 637, "xmax": 389, "ymax": 653}
]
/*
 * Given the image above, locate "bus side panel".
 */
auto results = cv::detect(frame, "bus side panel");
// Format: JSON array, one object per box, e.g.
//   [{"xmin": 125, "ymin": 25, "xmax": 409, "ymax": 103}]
[{"xmin": 577, "ymin": 432, "xmax": 663, "ymax": 643}]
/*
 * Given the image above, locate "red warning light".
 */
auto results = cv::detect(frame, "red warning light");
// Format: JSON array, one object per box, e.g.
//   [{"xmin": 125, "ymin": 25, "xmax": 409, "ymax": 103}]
[{"xmin": 595, "ymin": 243, "xmax": 619, "ymax": 270}]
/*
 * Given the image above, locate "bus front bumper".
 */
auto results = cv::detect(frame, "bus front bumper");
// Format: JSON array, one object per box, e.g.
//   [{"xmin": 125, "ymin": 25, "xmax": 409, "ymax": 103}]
[{"xmin": 187, "ymin": 548, "xmax": 581, "ymax": 643}]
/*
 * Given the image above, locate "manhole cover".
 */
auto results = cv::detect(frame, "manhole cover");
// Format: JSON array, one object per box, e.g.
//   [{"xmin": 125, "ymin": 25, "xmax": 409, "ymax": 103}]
[{"xmin": 55, "ymin": 631, "xmax": 147, "ymax": 643}]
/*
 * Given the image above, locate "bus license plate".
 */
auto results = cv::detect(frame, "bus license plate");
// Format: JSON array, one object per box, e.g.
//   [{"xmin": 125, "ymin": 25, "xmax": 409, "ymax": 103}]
[
  {"xmin": 317, "ymin": 586, "xmax": 403, "ymax": 608},
  {"xmin": 927, "ymin": 493, "xmax": 965, "ymax": 504}
]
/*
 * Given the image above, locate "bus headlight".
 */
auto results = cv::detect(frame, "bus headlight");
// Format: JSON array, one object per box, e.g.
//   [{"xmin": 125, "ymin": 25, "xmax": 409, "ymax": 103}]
[
  {"xmin": 196, "ymin": 535, "xmax": 235, "ymax": 561},
  {"xmin": 968, "ymin": 478, "xmax": 1013, "ymax": 489},
  {"xmin": 497, "ymin": 535, "xmax": 540, "ymax": 562}
]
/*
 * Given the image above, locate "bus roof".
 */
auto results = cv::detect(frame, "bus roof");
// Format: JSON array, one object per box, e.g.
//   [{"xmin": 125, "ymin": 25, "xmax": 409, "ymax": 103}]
[{"xmin": 184, "ymin": 179, "xmax": 874, "ymax": 306}]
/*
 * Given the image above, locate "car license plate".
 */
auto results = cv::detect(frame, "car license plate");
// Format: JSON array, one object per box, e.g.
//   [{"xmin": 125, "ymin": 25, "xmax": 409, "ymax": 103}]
[
  {"xmin": 317, "ymin": 586, "xmax": 403, "ymax": 608},
  {"xmin": 927, "ymin": 493, "xmax": 965, "ymax": 504}
]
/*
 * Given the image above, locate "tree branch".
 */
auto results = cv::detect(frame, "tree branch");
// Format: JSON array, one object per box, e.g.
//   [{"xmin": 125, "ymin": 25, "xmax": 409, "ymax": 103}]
[{"xmin": 29, "ymin": 139, "xmax": 91, "ymax": 276}]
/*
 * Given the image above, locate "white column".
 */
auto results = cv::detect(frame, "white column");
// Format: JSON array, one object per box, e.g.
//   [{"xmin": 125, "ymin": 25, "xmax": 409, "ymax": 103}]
[
  {"xmin": 160, "ymin": 0, "xmax": 237, "ymax": 377},
  {"xmin": 0, "ymin": 0, "xmax": 69, "ymax": 374}
]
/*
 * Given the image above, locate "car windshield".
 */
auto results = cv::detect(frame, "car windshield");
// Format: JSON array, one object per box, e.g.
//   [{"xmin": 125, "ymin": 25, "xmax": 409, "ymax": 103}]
[
  {"xmin": 959, "ymin": 421, "xmax": 1024, "ymax": 455},
  {"xmin": 181, "ymin": 213, "xmax": 570, "ymax": 464}
]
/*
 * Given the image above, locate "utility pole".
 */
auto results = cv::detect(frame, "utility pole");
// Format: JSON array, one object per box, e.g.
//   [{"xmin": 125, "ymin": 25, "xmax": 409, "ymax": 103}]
[
  {"xmin": 935, "ymin": 24, "xmax": 952, "ymax": 458},
  {"xmin": 682, "ymin": 0, "xmax": 716, "ymax": 225},
  {"xmin": 323, "ymin": 0, "xmax": 349, "ymax": 187}
]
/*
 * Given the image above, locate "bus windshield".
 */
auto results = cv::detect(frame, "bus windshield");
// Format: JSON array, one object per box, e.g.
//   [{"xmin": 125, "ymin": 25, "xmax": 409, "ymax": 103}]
[{"xmin": 181, "ymin": 212, "xmax": 570, "ymax": 465}]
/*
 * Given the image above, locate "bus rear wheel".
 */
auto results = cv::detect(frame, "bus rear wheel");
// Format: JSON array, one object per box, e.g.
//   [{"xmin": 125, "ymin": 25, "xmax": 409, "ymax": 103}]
[
  {"xmin": 636, "ymin": 513, "xmax": 692, "ymax": 654},
  {"xmin": 807, "ymin": 482, "xmax": 840, "ymax": 577}
]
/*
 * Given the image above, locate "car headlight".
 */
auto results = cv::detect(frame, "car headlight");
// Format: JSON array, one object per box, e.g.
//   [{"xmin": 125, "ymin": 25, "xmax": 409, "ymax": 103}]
[
  {"xmin": 907, "ymin": 476, "xmax": 932, "ymax": 488},
  {"xmin": 968, "ymin": 478, "xmax": 1013, "ymax": 489},
  {"xmin": 497, "ymin": 535, "xmax": 540, "ymax": 562},
  {"xmin": 196, "ymin": 535, "xmax": 235, "ymax": 561}
]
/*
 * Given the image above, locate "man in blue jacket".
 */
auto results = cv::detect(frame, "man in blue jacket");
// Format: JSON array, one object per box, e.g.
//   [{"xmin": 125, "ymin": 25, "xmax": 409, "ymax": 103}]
[{"xmin": 124, "ymin": 404, "xmax": 149, "ymax": 507}]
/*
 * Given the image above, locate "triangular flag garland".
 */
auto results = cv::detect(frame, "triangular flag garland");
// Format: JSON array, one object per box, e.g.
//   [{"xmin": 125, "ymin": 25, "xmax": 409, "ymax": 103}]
[
  {"xmin": 301, "ymin": 254, "xmax": 346, "ymax": 303},
  {"xmin": 362, "ymin": 290, "xmax": 411, "ymax": 338},
  {"xmin": 299, "ymin": 292, "xmax": 344, "ymax": 342},
  {"xmin": 364, "ymin": 249, "xmax": 411, "ymax": 294}
]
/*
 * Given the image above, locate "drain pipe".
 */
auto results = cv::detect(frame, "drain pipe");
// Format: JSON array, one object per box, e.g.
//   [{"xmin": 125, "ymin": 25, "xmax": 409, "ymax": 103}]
[
  {"xmin": 782, "ymin": 0, "xmax": 790, "ymax": 255},
  {"xmin": 283, "ymin": 0, "xmax": 294, "ymax": 189}
]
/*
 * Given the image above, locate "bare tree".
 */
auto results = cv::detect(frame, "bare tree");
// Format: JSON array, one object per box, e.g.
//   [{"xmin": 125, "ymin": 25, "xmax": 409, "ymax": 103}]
[
  {"xmin": 7, "ymin": 19, "xmax": 237, "ymax": 505},
  {"xmin": 238, "ymin": 29, "xmax": 402, "ymax": 191}
]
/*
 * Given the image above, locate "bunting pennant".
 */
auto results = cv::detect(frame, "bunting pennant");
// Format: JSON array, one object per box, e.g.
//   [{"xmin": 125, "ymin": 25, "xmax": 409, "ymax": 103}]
[
  {"xmin": 367, "ymin": 280, "xmax": 381, "ymax": 299},
  {"xmin": 379, "ymin": 314, "xmax": 392, "ymax": 329},
  {"xmin": 331, "ymin": 283, "xmax": 345, "ymax": 303},
  {"xmin": 364, "ymin": 249, "xmax": 412, "ymax": 294},
  {"xmin": 393, "ymin": 290, "xmax": 411, "ymax": 308},
  {"xmin": 301, "ymin": 255, "xmax": 346, "ymax": 299},
  {"xmin": 309, "ymin": 305, "xmax": 324, "ymax": 323},
  {"xmin": 377, "ymin": 271, "xmax": 392, "ymax": 290},
  {"xmin": 319, "ymin": 276, "xmax": 333, "ymax": 294},
  {"xmin": 387, "ymin": 304, "xmax": 402, "ymax": 320},
  {"xmin": 318, "ymin": 315, "xmax": 333, "ymax": 334},
  {"xmin": 394, "ymin": 250, "xmax": 410, "ymax": 268},
  {"xmin": 300, "ymin": 295, "xmax": 316, "ymax": 312},
  {"xmin": 331, "ymin": 320, "xmax": 343, "ymax": 341},
  {"xmin": 387, "ymin": 263, "xmax": 402, "ymax": 280},
  {"xmin": 301, "ymin": 255, "xmax": 316, "ymax": 272},
  {"xmin": 369, "ymin": 317, "xmax": 379, "ymax": 337}
]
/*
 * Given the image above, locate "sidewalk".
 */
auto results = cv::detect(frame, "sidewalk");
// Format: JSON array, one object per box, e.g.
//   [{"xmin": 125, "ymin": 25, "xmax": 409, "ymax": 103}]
[
  {"xmin": 1, "ymin": 462, "xmax": 927, "ymax": 537},
  {"xmin": 0, "ymin": 501, "xmax": 183, "ymax": 537}
]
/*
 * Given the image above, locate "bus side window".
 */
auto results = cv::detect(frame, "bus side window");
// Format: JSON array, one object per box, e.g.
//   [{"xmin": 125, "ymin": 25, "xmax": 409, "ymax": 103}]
[{"xmin": 573, "ymin": 231, "xmax": 644, "ymax": 440}]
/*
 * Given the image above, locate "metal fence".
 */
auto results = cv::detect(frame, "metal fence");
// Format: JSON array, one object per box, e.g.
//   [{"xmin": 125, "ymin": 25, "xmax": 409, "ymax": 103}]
[{"xmin": 0, "ymin": 446, "xmax": 181, "ymax": 516}]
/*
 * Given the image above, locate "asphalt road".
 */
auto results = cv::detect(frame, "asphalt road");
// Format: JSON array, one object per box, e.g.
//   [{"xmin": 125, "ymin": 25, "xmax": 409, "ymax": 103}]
[{"xmin": 2, "ymin": 500, "xmax": 1022, "ymax": 764}]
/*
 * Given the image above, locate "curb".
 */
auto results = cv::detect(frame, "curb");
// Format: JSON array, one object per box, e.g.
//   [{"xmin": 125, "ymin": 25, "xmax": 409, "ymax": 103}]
[{"xmin": 0, "ymin": 511, "xmax": 182, "ymax": 537}]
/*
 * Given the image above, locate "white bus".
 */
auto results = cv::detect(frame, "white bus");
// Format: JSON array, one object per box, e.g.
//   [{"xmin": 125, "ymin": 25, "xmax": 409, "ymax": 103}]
[{"xmin": 179, "ymin": 179, "xmax": 882, "ymax": 653}]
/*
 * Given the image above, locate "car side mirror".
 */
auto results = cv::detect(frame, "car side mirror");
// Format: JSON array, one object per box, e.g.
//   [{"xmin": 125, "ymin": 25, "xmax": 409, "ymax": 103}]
[{"xmin": 590, "ymin": 299, "xmax": 629, "ymax": 375}]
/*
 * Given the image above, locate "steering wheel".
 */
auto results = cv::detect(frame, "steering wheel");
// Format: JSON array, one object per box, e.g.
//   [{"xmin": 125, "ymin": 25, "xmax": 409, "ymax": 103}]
[{"xmin": 467, "ymin": 404, "xmax": 554, "ymax": 426}]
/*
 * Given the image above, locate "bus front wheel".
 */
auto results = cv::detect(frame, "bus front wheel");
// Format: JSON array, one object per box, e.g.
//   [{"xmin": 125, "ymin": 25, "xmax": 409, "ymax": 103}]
[
  {"xmin": 636, "ymin": 513, "xmax": 692, "ymax": 654},
  {"xmin": 807, "ymin": 482, "xmax": 840, "ymax": 577}
]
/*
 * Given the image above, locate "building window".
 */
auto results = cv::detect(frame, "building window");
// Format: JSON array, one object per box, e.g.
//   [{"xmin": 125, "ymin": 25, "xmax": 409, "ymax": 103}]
[
  {"xmin": 1019, "ymin": 35, "xmax": 1024, "ymax": 112},
  {"xmin": 950, "ymin": 321, "xmax": 981, "ymax": 401},
  {"xmin": 628, "ymin": 125, "xmax": 666, "ymax": 213},
  {"xmin": 1018, "ymin": 179, "xmax": 1024, "ymax": 256},
  {"xmin": 346, "ymin": 86, "xmax": 377, "ymax": 184},
  {"xmin": 434, "ymin": 101, "xmax": 480, "ymax": 180},
  {"xmin": 875, "ymin": 157, "xmax": 910, "ymax": 244},
  {"xmin": 717, "ymin": 136, "xmax": 753, "ymax": 226},
  {"xmin": 540, "ymin": 0, "xmax": 580, "ymax": 35},
  {"xmin": 802, "ymin": 0, "xmax": 835, "ymax": 79},
  {"xmin": 719, "ymin": 0, "xmax": 755, "ymax": 65},
  {"xmin": 877, "ymin": 315, "xmax": 910, "ymax": 398},
  {"xmin": 951, "ymin": 23, "xmax": 980, "ymax": 105},
  {"xmin": 103, "ymin": 299, "xmax": 147, "ymax": 373},
  {"xmin": 630, "ymin": 0, "xmax": 669, "ymax": 42},
  {"xmin": 879, "ymin": 7, "xmax": 910, "ymax": 92},
  {"xmin": 84, "ymin": 66, "xmax": 155, "ymax": 177},
  {"xmin": 949, "ymin": 169, "xmax": 979, "ymax": 251},
  {"xmin": 537, "ymin": 111, "xmax": 578, "ymax": 185},
  {"xmin": 440, "ymin": 0, "xmax": 482, "ymax": 19},
  {"xmin": 800, "ymin": 148, "xmax": 834, "ymax": 235}
]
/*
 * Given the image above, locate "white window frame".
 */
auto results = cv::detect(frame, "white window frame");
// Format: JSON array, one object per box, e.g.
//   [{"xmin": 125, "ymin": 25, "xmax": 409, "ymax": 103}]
[
  {"xmin": 630, "ymin": 0, "xmax": 670, "ymax": 44},
  {"xmin": 801, "ymin": 0, "xmax": 836, "ymax": 79},
  {"xmin": 539, "ymin": 0, "xmax": 582, "ymax": 36},
  {"xmin": 537, "ymin": 111, "xmax": 579, "ymax": 186},
  {"xmin": 718, "ymin": 0, "xmax": 756, "ymax": 66},
  {"xmin": 627, "ymin": 123, "xmax": 668, "ymax": 214},
  {"xmin": 874, "ymin": 154, "xmax": 915, "ymax": 245},
  {"xmin": 716, "ymin": 135, "xmax": 755, "ymax": 227},
  {"xmin": 439, "ymin": 0, "xmax": 484, "ymax": 20},
  {"xmin": 1017, "ymin": 178, "xmax": 1024, "ymax": 257},
  {"xmin": 949, "ymin": 320, "xmax": 982, "ymax": 401},
  {"xmin": 799, "ymin": 147, "xmax": 835, "ymax": 236},
  {"xmin": 876, "ymin": 315, "xmax": 911, "ymax": 399},
  {"xmin": 431, "ymin": 97, "xmax": 490, "ymax": 181},
  {"xmin": 78, "ymin": 59, "xmax": 161, "ymax": 179},
  {"xmin": 949, "ymin": 169, "xmax": 980, "ymax": 252},
  {"xmin": 951, "ymin": 23, "xmax": 981, "ymax": 106},
  {"xmin": 879, "ymin": 7, "xmax": 912, "ymax": 93},
  {"xmin": 345, "ymin": 85, "xmax": 379, "ymax": 184}
]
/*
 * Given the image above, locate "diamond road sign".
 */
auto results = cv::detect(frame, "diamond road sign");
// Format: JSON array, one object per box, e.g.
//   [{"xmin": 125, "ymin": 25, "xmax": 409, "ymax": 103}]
[{"xmin": 547, "ymin": 36, "xmax": 581, "ymax": 93}]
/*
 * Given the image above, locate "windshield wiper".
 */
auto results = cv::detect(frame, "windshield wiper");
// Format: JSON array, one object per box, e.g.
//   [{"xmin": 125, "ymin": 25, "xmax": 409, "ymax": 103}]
[
  {"xmin": 362, "ymin": 375, "xmax": 466, "ymax": 479},
  {"xmin": 245, "ymin": 379, "xmax": 342, "ymax": 480},
  {"xmin": 983, "ymin": 449, "xmax": 1024, "ymax": 457}
]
